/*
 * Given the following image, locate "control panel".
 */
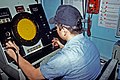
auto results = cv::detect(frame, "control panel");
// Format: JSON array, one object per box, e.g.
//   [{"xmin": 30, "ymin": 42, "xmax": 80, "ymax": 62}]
[
  {"xmin": 0, "ymin": 4, "xmax": 59, "ymax": 80},
  {"xmin": 0, "ymin": 8, "xmax": 12, "ymax": 24}
]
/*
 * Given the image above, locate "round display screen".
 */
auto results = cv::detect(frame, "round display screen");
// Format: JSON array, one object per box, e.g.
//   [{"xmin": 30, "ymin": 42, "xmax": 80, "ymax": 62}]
[
  {"xmin": 17, "ymin": 18, "xmax": 37, "ymax": 40},
  {"xmin": 11, "ymin": 12, "xmax": 40, "ymax": 46}
]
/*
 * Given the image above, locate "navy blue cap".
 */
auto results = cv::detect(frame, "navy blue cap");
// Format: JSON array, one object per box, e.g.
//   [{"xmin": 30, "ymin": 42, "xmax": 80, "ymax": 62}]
[{"xmin": 49, "ymin": 5, "xmax": 82, "ymax": 27}]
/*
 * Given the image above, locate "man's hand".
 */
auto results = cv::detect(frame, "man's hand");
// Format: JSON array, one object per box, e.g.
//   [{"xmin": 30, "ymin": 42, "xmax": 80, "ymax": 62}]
[
  {"xmin": 5, "ymin": 41, "xmax": 20, "ymax": 62},
  {"xmin": 52, "ymin": 38, "xmax": 64, "ymax": 48}
]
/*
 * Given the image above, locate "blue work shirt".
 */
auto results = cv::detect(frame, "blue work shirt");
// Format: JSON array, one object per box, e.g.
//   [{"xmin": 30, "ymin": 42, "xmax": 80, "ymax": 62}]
[{"xmin": 40, "ymin": 33, "xmax": 101, "ymax": 80}]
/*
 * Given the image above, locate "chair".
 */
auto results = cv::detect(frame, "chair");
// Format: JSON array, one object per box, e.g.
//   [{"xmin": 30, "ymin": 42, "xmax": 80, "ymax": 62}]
[{"xmin": 96, "ymin": 59, "xmax": 118, "ymax": 80}]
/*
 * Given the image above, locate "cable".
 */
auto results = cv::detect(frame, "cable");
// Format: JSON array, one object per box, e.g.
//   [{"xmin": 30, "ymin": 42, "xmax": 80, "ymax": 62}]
[
  {"xmin": 35, "ymin": 0, "xmax": 38, "ymax": 4},
  {"xmin": 82, "ymin": 0, "xmax": 87, "ymax": 36}
]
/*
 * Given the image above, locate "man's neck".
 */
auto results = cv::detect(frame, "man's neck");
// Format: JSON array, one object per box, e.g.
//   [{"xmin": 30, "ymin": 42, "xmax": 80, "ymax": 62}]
[{"xmin": 66, "ymin": 34, "xmax": 78, "ymax": 41}]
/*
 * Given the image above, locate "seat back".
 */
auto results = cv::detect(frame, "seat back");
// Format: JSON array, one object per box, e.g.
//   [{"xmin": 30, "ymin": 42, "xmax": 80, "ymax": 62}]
[{"xmin": 96, "ymin": 59, "xmax": 118, "ymax": 80}]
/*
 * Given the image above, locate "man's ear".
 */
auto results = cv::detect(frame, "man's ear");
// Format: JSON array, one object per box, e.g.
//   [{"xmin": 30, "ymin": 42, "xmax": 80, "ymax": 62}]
[{"xmin": 62, "ymin": 27, "xmax": 68, "ymax": 36}]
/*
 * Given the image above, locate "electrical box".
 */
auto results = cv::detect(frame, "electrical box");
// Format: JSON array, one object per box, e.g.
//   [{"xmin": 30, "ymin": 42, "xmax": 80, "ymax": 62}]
[{"xmin": 87, "ymin": 0, "xmax": 100, "ymax": 14}]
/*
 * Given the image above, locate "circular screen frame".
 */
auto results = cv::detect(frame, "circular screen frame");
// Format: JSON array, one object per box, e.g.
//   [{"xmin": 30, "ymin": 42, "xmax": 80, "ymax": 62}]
[{"xmin": 11, "ymin": 12, "xmax": 41, "ymax": 46}]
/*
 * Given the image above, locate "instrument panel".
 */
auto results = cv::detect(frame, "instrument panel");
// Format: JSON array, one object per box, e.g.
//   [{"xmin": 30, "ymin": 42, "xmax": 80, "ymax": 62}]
[{"xmin": 0, "ymin": 4, "xmax": 58, "ymax": 80}]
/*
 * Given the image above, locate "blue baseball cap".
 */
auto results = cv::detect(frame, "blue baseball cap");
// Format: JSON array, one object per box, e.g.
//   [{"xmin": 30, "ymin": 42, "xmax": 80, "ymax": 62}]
[{"xmin": 49, "ymin": 5, "xmax": 82, "ymax": 27}]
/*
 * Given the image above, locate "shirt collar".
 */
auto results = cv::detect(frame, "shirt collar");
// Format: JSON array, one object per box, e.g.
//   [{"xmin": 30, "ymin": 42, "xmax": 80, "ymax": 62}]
[{"xmin": 65, "ymin": 33, "xmax": 84, "ymax": 46}]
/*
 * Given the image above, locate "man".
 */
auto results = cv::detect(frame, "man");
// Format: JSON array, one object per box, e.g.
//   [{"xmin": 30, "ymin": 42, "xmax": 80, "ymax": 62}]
[{"xmin": 5, "ymin": 5, "xmax": 101, "ymax": 80}]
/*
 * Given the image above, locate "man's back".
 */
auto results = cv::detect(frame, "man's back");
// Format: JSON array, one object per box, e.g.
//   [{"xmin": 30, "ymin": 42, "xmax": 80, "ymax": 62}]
[{"xmin": 40, "ymin": 34, "xmax": 101, "ymax": 80}]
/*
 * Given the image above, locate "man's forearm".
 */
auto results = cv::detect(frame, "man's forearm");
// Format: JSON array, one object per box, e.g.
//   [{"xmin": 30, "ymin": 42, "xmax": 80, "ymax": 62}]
[{"xmin": 17, "ymin": 55, "xmax": 45, "ymax": 80}]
